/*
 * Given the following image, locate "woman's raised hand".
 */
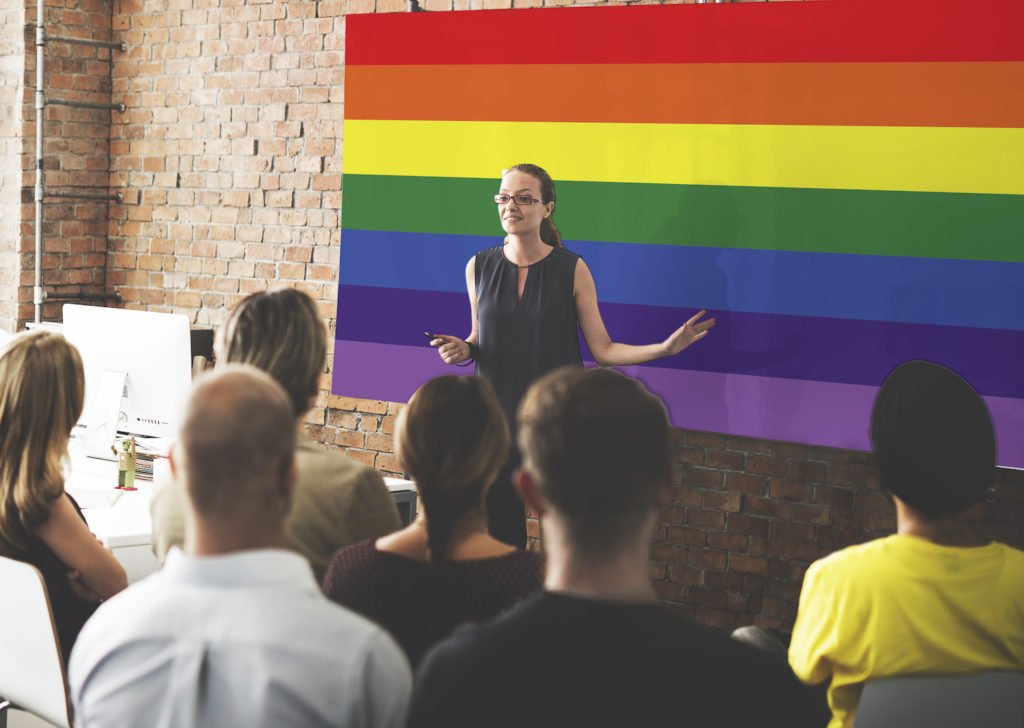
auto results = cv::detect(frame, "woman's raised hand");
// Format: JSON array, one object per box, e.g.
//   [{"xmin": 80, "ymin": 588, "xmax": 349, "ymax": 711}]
[
  {"xmin": 431, "ymin": 334, "xmax": 472, "ymax": 365},
  {"xmin": 663, "ymin": 310, "xmax": 716, "ymax": 357}
]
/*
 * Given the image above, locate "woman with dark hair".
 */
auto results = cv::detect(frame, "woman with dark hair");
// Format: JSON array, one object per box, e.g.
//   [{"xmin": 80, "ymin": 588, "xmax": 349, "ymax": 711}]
[
  {"xmin": 430, "ymin": 163, "xmax": 715, "ymax": 547},
  {"xmin": 322, "ymin": 375, "xmax": 544, "ymax": 667}
]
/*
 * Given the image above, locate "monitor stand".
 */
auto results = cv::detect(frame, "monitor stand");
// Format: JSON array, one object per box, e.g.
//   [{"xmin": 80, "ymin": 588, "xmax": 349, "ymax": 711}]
[{"xmin": 80, "ymin": 369, "xmax": 127, "ymax": 461}]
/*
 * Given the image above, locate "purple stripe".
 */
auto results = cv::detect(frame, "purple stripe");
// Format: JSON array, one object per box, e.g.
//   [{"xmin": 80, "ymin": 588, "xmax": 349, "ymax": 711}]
[
  {"xmin": 336, "ymin": 285, "xmax": 1024, "ymax": 399},
  {"xmin": 332, "ymin": 339, "xmax": 1024, "ymax": 469}
]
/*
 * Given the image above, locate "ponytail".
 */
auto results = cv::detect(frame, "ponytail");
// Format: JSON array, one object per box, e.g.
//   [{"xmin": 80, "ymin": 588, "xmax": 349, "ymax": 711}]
[
  {"xmin": 418, "ymin": 476, "xmax": 485, "ymax": 565},
  {"xmin": 540, "ymin": 217, "xmax": 563, "ymax": 248},
  {"xmin": 397, "ymin": 376, "xmax": 510, "ymax": 564}
]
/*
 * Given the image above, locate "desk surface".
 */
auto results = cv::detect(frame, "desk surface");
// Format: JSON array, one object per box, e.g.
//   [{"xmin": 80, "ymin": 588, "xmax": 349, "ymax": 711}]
[{"xmin": 66, "ymin": 453, "xmax": 416, "ymax": 582}]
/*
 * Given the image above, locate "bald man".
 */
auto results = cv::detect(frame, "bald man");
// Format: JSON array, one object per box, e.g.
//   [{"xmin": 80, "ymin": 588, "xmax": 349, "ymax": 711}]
[{"xmin": 70, "ymin": 366, "xmax": 411, "ymax": 728}]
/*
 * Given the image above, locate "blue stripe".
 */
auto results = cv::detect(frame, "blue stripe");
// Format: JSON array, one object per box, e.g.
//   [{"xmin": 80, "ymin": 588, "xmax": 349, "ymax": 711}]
[{"xmin": 338, "ymin": 229, "xmax": 1024, "ymax": 331}]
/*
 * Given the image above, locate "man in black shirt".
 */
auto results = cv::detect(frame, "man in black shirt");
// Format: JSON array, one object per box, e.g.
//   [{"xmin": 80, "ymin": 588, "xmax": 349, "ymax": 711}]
[{"xmin": 409, "ymin": 368, "xmax": 815, "ymax": 728}]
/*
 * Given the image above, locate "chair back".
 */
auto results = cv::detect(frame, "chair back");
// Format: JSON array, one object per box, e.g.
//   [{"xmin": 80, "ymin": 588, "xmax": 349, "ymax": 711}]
[
  {"xmin": 854, "ymin": 671, "xmax": 1024, "ymax": 728},
  {"xmin": 0, "ymin": 555, "xmax": 73, "ymax": 728}
]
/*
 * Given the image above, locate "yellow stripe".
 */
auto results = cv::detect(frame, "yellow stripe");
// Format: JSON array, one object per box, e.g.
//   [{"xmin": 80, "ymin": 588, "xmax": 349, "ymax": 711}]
[{"xmin": 344, "ymin": 119, "xmax": 1024, "ymax": 195}]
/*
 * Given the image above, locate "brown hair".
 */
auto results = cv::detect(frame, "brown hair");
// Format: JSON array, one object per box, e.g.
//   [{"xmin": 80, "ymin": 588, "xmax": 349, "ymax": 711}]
[
  {"xmin": 504, "ymin": 163, "xmax": 563, "ymax": 248},
  {"xmin": 217, "ymin": 287, "xmax": 327, "ymax": 418},
  {"xmin": 397, "ymin": 376, "xmax": 509, "ymax": 563},
  {"xmin": 0, "ymin": 331, "xmax": 85, "ymax": 554},
  {"xmin": 518, "ymin": 367, "xmax": 671, "ymax": 557}
]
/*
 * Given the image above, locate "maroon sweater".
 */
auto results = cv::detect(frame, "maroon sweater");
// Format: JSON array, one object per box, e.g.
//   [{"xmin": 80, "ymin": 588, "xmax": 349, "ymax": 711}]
[{"xmin": 322, "ymin": 540, "xmax": 544, "ymax": 667}]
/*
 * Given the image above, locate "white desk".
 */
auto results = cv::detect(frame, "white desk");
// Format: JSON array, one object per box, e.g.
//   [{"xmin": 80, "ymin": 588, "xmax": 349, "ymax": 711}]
[
  {"xmin": 65, "ymin": 451, "xmax": 163, "ymax": 584},
  {"xmin": 67, "ymin": 455, "xmax": 417, "ymax": 585}
]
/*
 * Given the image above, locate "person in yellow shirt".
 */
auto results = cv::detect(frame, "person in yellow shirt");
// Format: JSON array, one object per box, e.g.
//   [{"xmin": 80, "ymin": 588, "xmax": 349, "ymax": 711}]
[{"xmin": 789, "ymin": 360, "xmax": 1024, "ymax": 728}]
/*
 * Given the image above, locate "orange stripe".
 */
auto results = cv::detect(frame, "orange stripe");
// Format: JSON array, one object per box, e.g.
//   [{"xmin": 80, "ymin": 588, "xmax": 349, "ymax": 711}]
[{"xmin": 347, "ymin": 62, "xmax": 1024, "ymax": 128}]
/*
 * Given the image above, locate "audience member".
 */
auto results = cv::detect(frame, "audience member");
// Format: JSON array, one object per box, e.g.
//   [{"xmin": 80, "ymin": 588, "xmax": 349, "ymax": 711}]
[
  {"xmin": 151, "ymin": 287, "xmax": 400, "ymax": 582},
  {"xmin": 323, "ymin": 375, "xmax": 543, "ymax": 667},
  {"xmin": 408, "ymin": 368, "xmax": 814, "ymax": 728},
  {"xmin": 789, "ymin": 360, "xmax": 1024, "ymax": 728},
  {"xmin": 69, "ymin": 366, "xmax": 411, "ymax": 728},
  {"xmin": 0, "ymin": 331, "xmax": 126, "ymax": 662}
]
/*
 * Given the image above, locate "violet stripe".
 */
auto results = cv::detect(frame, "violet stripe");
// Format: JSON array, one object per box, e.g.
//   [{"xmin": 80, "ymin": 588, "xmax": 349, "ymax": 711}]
[
  {"xmin": 335, "ymin": 284, "xmax": 1024, "ymax": 399},
  {"xmin": 332, "ymin": 339, "xmax": 1024, "ymax": 469}
]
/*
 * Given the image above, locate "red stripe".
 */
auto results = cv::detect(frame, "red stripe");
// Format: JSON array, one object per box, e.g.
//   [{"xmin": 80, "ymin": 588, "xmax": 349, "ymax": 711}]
[{"xmin": 346, "ymin": 0, "xmax": 1024, "ymax": 66}]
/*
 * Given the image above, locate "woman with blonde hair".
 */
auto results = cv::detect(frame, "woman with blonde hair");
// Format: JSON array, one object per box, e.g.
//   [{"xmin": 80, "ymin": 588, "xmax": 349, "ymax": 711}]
[
  {"xmin": 0, "ymin": 330, "xmax": 127, "ymax": 661},
  {"xmin": 323, "ymin": 375, "xmax": 544, "ymax": 667}
]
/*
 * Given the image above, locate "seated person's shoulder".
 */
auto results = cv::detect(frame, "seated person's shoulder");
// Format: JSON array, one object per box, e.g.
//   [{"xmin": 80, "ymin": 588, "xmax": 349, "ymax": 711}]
[{"xmin": 296, "ymin": 436, "xmax": 385, "ymax": 488}]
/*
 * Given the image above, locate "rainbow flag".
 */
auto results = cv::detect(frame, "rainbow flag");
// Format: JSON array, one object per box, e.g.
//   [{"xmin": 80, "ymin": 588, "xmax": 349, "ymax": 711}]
[{"xmin": 335, "ymin": 0, "xmax": 1024, "ymax": 468}]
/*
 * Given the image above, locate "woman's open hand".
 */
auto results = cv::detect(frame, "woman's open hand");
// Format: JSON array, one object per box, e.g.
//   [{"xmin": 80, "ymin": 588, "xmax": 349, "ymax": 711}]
[
  {"xmin": 431, "ymin": 334, "xmax": 472, "ymax": 365},
  {"xmin": 662, "ymin": 310, "xmax": 715, "ymax": 357}
]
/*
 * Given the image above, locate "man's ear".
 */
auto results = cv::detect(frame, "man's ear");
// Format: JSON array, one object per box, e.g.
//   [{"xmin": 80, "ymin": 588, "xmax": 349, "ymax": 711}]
[
  {"xmin": 168, "ymin": 443, "xmax": 179, "ymax": 481},
  {"xmin": 514, "ymin": 467, "xmax": 546, "ymax": 517}
]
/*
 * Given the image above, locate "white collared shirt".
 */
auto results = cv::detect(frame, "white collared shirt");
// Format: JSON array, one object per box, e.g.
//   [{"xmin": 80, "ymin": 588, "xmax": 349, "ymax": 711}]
[{"xmin": 69, "ymin": 548, "xmax": 411, "ymax": 728}]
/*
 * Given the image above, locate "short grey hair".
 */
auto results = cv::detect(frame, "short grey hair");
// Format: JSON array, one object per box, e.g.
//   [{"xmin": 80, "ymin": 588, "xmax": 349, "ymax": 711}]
[{"xmin": 180, "ymin": 364, "xmax": 296, "ymax": 519}]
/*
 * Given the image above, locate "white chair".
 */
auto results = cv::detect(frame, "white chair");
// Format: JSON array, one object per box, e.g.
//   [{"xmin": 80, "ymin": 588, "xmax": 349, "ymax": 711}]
[
  {"xmin": 854, "ymin": 671, "xmax": 1024, "ymax": 728},
  {"xmin": 0, "ymin": 556, "xmax": 73, "ymax": 728}
]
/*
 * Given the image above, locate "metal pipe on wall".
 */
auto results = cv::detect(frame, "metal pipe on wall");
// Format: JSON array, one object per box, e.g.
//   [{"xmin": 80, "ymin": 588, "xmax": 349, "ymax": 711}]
[
  {"xmin": 30, "ymin": 8, "xmax": 128, "ymax": 324},
  {"xmin": 34, "ymin": 0, "xmax": 44, "ymax": 324}
]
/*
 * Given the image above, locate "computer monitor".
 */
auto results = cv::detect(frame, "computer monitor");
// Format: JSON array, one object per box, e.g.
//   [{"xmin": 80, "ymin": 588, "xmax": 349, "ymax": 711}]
[{"xmin": 62, "ymin": 305, "xmax": 192, "ymax": 442}]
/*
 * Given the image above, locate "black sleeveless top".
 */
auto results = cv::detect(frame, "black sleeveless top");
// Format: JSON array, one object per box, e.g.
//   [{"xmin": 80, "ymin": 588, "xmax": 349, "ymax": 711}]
[
  {"xmin": 475, "ymin": 245, "xmax": 583, "ymax": 422},
  {"xmin": 4, "ymin": 494, "xmax": 97, "ymax": 664}
]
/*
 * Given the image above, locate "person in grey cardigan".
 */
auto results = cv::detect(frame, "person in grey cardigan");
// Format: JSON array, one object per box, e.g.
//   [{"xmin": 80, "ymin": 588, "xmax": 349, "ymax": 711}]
[{"xmin": 151, "ymin": 288, "xmax": 401, "ymax": 582}]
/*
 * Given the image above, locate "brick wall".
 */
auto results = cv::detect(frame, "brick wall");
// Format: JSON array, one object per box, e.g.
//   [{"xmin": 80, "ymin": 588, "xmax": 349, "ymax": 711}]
[
  {"xmin": 8, "ymin": 0, "xmax": 114, "ymax": 326},
  {"xmin": 1, "ymin": 0, "xmax": 1021, "ymax": 632},
  {"xmin": 651, "ymin": 433, "xmax": 1024, "ymax": 630}
]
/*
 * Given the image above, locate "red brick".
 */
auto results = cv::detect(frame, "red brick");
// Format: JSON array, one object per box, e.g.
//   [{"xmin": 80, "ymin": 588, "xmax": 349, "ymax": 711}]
[
  {"xmin": 815, "ymin": 485, "xmax": 856, "ymax": 509},
  {"xmin": 686, "ymin": 431, "xmax": 727, "ymax": 448},
  {"xmin": 706, "ymin": 532, "xmax": 748, "ymax": 553},
  {"xmin": 666, "ymin": 526, "xmax": 706, "ymax": 547},
  {"xmin": 685, "ymin": 509, "xmax": 726, "ymax": 531},
  {"xmin": 683, "ymin": 467, "xmax": 724, "ymax": 490},
  {"xmin": 706, "ymin": 448, "xmax": 744, "ymax": 471},
  {"xmin": 685, "ymin": 587, "xmax": 728, "ymax": 609},
  {"xmin": 673, "ymin": 445, "xmax": 705, "ymax": 466},
  {"xmin": 726, "ymin": 436, "xmax": 772, "ymax": 454},
  {"xmin": 704, "ymin": 569, "xmax": 746, "ymax": 592},
  {"xmin": 703, "ymin": 490, "xmax": 742, "ymax": 512},
  {"xmin": 729, "ymin": 554, "xmax": 769, "ymax": 576},
  {"xmin": 768, "ymin": 479, "xmax": 814, "ymax": 502},
  {"xmin": 668, "ymin": 564, "xmax": 704, "ymax": 586},
  {"xmin": 745, "ymin": 496, "xmax": 794, "ymax": 520},
  {"xmin": 687, "ymin": 548, "xmax": 727, "ymax": 570},
  {"xmin": 671, "ymin": 488, "xmax": 701, "ymax": 507},
  {"xmin": 746, "ymin": 454, "xmax": 788, "ymax": 477},
  {"xmin": 726, "ymin": 513, "xmax": 771, "ymax": 538},
  {"xmin": 726, "ymin": 472, "xmax": 767, "ymax": 495},
  {"xmin": 770, "ymin": 520, "xmax": 815, "ymax": 543},
  {"xmin": 651, "ymin": 543, "xmax": 682, "ymax": 562}
]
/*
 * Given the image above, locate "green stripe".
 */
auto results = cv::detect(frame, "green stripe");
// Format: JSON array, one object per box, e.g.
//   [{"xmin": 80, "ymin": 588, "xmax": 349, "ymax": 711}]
[{"xmin": 343, "ymin": 174, "xmax": 1024, "ymax": 262}]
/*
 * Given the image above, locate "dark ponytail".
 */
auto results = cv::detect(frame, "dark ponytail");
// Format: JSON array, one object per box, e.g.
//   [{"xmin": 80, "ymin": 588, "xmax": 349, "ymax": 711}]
[
  {"xmin": 506, "ymin": 163, "xmax": 563, "ymax": 248},
  {"xmin": 417, "ymin": 476, "xmax": 483, "ymax": 564},
  {"xmin": 397, "ymin": 376, "xmax": 510, "ymax": 564}
]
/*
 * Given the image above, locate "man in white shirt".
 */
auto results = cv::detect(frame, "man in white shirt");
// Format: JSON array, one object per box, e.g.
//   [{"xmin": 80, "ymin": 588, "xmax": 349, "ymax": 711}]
[{"xmin": 69, "ymin": 366, "xmax": 411, "ymax": 728}]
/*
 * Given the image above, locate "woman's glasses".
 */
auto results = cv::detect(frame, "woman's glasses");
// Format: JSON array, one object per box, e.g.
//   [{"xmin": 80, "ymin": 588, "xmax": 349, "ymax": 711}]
[{"xmin": 494, "ymin": 194, "xmax": 544, "ymax": 206}]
